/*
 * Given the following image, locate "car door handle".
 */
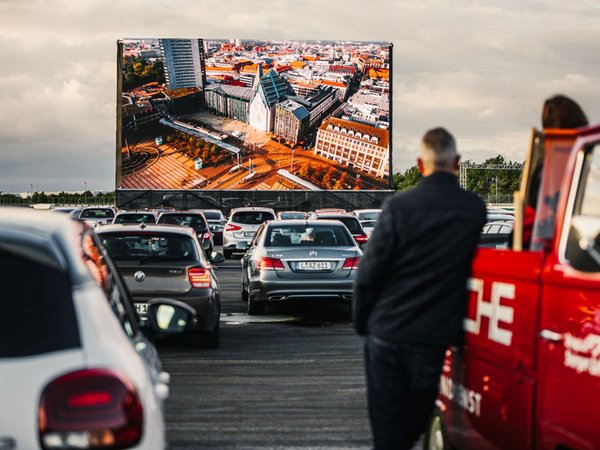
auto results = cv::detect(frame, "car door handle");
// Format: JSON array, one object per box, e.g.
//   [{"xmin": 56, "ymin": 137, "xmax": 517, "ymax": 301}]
[{"xmin": 539, "ymin": 329, "xmax": 563, "ymax": 343}]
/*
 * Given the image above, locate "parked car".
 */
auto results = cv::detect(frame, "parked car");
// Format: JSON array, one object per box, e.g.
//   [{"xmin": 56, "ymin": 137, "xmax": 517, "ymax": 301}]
[
  {"xmin": 0, "ymin": 208, "xmax": 193, "ymax": 449},
  {"xmin": 223, "ymin": 207, "xmax": 276, "ymax": 259},
  {"xmin": 353, "ymin": 209, "xmax": 382, "ymax": 238},
  {"xmin": 79, "ymin": 206, "xmax": 115, "ymax": 227},
  {"xmin": 50, "ymin": 206, "xmax": 79, "ymax": 215},
  {"xmin": 479, "ymin": 220, "xmax": 513, "ymax": 248},
  {"xmin": 157, "ymin": 211, "xmax": 213, "ymax": 254},
  {"xmin": 240, "ymin": 219, "xmax": 362, "ymax": 315},
  {"xmin": 277, "ymin": 211, "xmax": 308, "ymax": 220},
  {"xmin": 97, "ymin": 224, "xmax": 222, "ymax": 348},
  {"xmin": 113, "ymin": 210, "xmax": 158, "ymax": 224},
  {"xmin": 197, "ymin": 209, "xmax": 227, "ymax": 245},
  {"xmin": 309, "ymin": 211, "xmax": 369, "ymax": 247}
]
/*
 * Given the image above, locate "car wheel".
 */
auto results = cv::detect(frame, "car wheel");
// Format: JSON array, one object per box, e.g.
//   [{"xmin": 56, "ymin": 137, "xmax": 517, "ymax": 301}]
[
  {"xmin": 241, "ymin": 281, "xmax": 248, "ymax": 302},
  {"xmin": 424, "ymin": 411, "xmax": 455, "ymax": 450},
  {"xmin": 247, "ymin": 295, "xmax": 265, "ymax": 315},
  {"xmin": 199, "ymin": 320, "xmax": 220, "ymax": 349},
  {"xmin": 223, "ymin": 249, "xmax": 232, "ymax": 259}
]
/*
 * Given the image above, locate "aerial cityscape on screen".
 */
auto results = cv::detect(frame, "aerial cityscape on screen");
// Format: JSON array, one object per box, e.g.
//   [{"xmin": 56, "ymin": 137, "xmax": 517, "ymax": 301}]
[{"xmin": 119, "ymin": 38, "xmax": 391, "ymax": 191}]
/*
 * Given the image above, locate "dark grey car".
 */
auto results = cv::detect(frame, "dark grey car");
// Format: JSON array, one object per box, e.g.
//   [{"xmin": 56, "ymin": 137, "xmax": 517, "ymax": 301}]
[
  {"xmin": 240, "ymin": 220, "xmax": 362, "ymax": 315},
  {"xmin": 97, "ymin": 224, "xmax": 221, "ymax": 348}
]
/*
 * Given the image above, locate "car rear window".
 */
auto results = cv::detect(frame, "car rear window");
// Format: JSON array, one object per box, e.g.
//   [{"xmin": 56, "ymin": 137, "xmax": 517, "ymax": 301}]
[
  {"xmin": 202, "ymin": 211, "xmax": 222, "ymax": 220},
  {"xmin": 100, "ymin": 233, "xmax": 198, "ymax": 262},
  {"xmin": 358, "ymin": 212, "xmax": 380, "ymax": 221},
  {"xmin": 279, "ymin": 212, "xmax": 306, "ymax": 220},
  {"xmin": 265, "ymin": 224, "xmax": 354, "ymax": 247},
  {"xmin": 158, "ymin": 214, "xmax": 208, "ymax": 232},
  {"xmin": 231, "ymin": 211, "xmax": 275, "ymax": 225},
  {"xmin": 0, "ymin": 248, "xmax": 80, "ymax": 358},
  {"xmin": 80, "ymin": 208, "xmax": 114, "ymax": 219},
  {"xmin": 318, "ymin": 216, "xmax": 362, "ymax": 234},
  {"xmin": 114, "ymin": 213, "xmax": 156, "ymax": 224}
]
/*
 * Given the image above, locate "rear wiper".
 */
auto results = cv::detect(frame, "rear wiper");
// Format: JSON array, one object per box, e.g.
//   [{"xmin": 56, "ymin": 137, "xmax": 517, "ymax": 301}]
[{"xmin": 138, "ymin": 254, "xmax": 180, "ymax": 264}]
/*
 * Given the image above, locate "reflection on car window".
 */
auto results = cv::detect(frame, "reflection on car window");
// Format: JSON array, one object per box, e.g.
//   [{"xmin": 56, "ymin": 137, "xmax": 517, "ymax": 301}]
[
  {"xmin": 80, "ymin": 209, "xmax": 114, "ymax": 219},
  {"xmin": 114, "ymin": 213, "xmax": 156, "ymax": 224},
  {"xmin": 566, "ymin": 145, "xmax": 600, "ymax": 272},
  {"xmin": 159, "ymin": 214, "xmax": 208, "ymax": 231},
  {"xmin": 265, "ymin": 224, "xmax": 354, "ymax": 247},
  {"xmin": 231, "ymin": 211, "xmax": 275, "ymax": 225},
  {"xmin": 101, "ymin": 233, "xmax": 198, "ymax": 262}
]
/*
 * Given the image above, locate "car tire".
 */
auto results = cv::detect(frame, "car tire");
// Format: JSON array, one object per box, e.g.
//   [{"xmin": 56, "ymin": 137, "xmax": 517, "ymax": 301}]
[
  {"xmin": 241, "ymin": 282, "xmax": 248, "ymax": 302},
  {"xmin": 424, "ymin": 411, "xmax": 455, "ymax": 450},
  {"xmin": 223, "ymin": 249, "xmax": 232, "ymax": 259},
  {"xmin": 247, "ymin": 295, "xmax": 265, "ymax": 315},
  {"xmin": 199, "ymin": 320, "xmax": 220, "ymax": 349}
]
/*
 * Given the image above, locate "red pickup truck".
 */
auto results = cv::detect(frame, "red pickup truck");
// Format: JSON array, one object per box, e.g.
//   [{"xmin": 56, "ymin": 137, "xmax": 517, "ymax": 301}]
[{"xmin": 426, "ymin": 124, "xmax": 600, "ymax": 450}]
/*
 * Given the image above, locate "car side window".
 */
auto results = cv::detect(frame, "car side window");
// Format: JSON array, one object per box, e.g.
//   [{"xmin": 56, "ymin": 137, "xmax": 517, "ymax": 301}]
[
  {"xmin": 251, "ymin": 224, "xmax": 265, "ymax": 247},
  {"xmin": 565, "ymin": 144, "xmax": 600, "ymax": 272}
]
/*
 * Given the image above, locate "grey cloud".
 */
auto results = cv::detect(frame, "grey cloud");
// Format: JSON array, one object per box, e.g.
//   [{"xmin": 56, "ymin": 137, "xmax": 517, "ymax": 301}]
[{"xmin": 1, "ymin": 0, "xmax": 600, "ymax": 190}]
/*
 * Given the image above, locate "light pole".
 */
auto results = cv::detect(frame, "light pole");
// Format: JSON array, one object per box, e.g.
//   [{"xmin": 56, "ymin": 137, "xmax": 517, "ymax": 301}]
[
  {"xmin": 30, "ymin": 184, "xmax": 33, "ymax": 204},
  {"xmin": 84, "ymin": 181, "xmax": 88, "ymax": 205},
  {"xmin": 495, "ymin": 177, "xmax": 498, "ymax": 204}
]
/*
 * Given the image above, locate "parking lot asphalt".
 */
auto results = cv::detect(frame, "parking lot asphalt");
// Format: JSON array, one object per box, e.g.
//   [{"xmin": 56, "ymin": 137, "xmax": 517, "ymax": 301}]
[{"xmin": 157, "ymin": 252, "xmax": 424, "ymax": 449}]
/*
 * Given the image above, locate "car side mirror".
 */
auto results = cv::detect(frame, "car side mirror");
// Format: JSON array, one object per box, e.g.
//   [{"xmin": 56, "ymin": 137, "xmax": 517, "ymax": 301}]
[
  {"xmin": 567, "ymin": 215, "xmax": 600, "ymax": 272},
  {"xmin": 210, "ymin": 251, "xmax": 225, "ymax": 264},
  {"xmin": 147, "ymin": 298, "xmax": 196, "ymax": 335}
]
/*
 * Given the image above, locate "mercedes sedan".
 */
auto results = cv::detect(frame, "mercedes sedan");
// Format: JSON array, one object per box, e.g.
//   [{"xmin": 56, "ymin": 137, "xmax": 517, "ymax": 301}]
[{"xmin": 240, "ymin": 220, "xmax": 362, "ymax": 315}]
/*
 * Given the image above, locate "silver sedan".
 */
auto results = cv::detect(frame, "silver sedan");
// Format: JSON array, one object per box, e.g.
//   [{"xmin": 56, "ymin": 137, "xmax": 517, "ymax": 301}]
[{"xmin": 240, "ymin": 220, "xmax": 362, "ymax": 315}]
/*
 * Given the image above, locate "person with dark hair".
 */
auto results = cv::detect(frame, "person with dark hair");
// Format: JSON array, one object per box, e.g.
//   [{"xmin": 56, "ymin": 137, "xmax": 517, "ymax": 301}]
[
  {"xmin": 542, "ymin": 94, "xmax": 589, "ymax": 129},
  {"xmin": 353, "ymin": 127, "xmax": 487, "ymax": 450}
]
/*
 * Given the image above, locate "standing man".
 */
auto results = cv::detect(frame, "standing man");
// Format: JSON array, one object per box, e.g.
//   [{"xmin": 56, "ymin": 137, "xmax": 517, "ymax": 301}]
[{"xmin": 354, "ymin": 128, "xmax": 486, "ymax": 450}]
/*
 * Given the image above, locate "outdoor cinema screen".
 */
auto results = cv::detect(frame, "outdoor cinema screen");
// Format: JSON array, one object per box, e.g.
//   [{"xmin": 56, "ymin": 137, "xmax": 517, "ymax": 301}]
[{"xmin": 117, "ymin": 38, "xmax": 392, "ymax": 191}]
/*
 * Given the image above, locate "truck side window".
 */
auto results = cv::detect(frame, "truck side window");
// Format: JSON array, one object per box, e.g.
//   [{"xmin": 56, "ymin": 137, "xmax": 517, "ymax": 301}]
[{"xmin": 565, "ymin": 144, "xmax": 600, "ymax": 272}]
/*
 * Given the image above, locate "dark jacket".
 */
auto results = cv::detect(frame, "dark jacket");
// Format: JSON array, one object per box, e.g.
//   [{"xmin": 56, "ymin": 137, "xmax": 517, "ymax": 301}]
[{"xmin": 353, "ymin": 172, "xmax": 487, "ymax": 346}]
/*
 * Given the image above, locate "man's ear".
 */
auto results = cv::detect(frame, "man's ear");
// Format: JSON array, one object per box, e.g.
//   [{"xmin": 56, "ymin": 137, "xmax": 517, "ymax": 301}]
[
  {"xmin": 453, "ymin": 155, "xmax": 461, "ymax": 171},
  {"xmin": 417, "ymin": 158, "xmax": 425, "ymax": 175}
]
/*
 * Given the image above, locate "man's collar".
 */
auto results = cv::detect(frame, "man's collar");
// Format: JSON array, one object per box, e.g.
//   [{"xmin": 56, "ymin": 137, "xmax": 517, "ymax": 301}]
[{"xmin": 420, "ymin": 171, "xmax": 458, "ymax": 185}]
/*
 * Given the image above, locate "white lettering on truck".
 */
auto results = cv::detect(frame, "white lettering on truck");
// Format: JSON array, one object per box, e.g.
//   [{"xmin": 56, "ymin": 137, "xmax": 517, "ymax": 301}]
[
  {"xmin": 464, "ymin": 278, "xmax": 515, "ymax": 346},
  {"xmin": 439, "ymin": 375, "xmax": 482, "ymax": 416}
]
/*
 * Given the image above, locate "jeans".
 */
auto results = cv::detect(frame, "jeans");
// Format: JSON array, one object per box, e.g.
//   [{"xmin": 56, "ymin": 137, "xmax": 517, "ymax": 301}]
[{"xmin": 364, "ymin": 335, "xmax": 446, "ymax": 450}]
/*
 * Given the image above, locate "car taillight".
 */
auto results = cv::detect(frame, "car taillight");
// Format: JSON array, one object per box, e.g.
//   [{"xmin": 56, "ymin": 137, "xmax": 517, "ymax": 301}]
[
  {"xmin": 225, "ymin": 224, "xmax": 241, "ymax": 232},
  {"xmin": 257, "ymin": 257, "xmax": 285, "ymax": 271},
  {"xmin": 38, "ymin": 368, "xmax": 143, "ymax": 450},
  {"xmin": 342, "ymin": 257, "xmax": 360, "ymax": 269},
  {"xmin": 354, "ymin": 234, "xmax": 368, "ymax": 244},
  {"xmin": 189, "ymin": 267, "xmax": 211, "ymax": 288}
]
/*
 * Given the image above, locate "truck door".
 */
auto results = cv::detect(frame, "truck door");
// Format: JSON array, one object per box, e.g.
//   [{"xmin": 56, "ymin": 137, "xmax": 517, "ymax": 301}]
[{"xmin": 538, "ymin": 135, "xmax": 600, "ymax": 450}]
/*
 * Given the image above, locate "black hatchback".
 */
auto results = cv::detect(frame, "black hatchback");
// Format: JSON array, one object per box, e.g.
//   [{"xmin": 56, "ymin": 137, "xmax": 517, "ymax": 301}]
[{"xmin": 97, "ymin": 224, "xmax": 221, "ymax": 348}]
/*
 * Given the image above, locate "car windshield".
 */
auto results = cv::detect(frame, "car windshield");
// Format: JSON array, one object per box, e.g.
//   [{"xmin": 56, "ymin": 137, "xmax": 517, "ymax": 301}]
[
  {"xmin": 279, "ymin": 212, "xmax": 306, "ymax": 220},
  {"xmin": 158, "ymin": 214, "xmax": 208, "ymax": 232},
  {"xmin": 101, "ymin": 233, "xmax": 198, "ymax": 262},
  {"xmin": 231, "ymin": 211, "xmax": 275, "ymax": 225},
  {"xmin": 202, "ymin": 211, "xmax": 222, "ymax": 220},
  {"xmin": 114, "ymin": 213, "xmax": 156, "ymax": 224},
  {"xmin": 358, "ymin": 211, "xmax": 380, "ymax": 221},
  {"xmin": 80, "ymin": 208, "xmax": 114, "ymax": 219},
  {"xmin": 265, "ymin": 224, "xmax": 354, "ymax": 247}
]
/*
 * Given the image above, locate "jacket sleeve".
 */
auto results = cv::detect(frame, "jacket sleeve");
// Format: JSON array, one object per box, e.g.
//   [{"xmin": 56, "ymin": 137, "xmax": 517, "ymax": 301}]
[{"xmin": 353, "ymin": 199, "xmax": 398, "ymax": 336}]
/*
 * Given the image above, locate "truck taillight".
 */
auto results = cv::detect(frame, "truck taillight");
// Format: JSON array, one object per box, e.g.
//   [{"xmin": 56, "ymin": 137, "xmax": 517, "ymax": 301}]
[
  {"xmin": 257, "ymin": 257, "xmax": 285, "ymax": 271},
  {"xmin": 225, "ymin": 224, "xmax": 241, "ymax": 232},
  {"xmin": 354, "ymin": 234, "xmax": 368, "ymax": 244},
  {"xmin": 38, "ymin": 369, "xmax": 143, "ymax": 450},
  {"xmin": 189, "ymin": 267, "xmax": 211, "ymax": 288},
  {"xmin": 342, "ymin": 257, "xmax": 360, "ymax": 269}
]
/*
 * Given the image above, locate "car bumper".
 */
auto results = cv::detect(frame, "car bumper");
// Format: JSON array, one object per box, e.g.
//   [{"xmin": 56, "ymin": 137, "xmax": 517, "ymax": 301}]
[
  {"xmin": 223, "ymin": 233, "xmax": 252, "ymax": 252},
  {"xmin": 249, "ymin": 278, "xmax": 354, "ymax": 303}
]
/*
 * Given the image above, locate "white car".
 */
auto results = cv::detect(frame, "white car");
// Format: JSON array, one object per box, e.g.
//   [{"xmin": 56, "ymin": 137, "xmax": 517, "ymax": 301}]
[
  {"xmin": 0, "ymin": 208, "xmax": 193, "ymax": 449},
  {"xmin": 352, "ymin": 209, "xmax": 382, "ymax": 237},
  {"xmin": 222, "ymin": 207, "xmax": 276, "ymax": 259},
  {"xmin": 79, "ymin": 206, "xmax": 116, "ymax": 227}
]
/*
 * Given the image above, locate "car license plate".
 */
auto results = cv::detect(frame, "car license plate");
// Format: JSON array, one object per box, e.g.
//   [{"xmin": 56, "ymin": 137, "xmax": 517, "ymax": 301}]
[
  {"xmin": 298, "ymin": 261, "xmax": 331, "ymax": 271},
  {"xmin": 135, "ymin": 303, "xmax": 148, "ymax": 314},
  {"xmin": 244, "ymin": 231, "xmax": 255, "ymax": 237}
]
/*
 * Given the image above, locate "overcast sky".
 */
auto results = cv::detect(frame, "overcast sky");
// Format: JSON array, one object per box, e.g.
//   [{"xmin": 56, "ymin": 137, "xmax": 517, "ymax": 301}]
[{"xmin": 1, "ymin": 0, "xmax": 599, "ymax": 192}]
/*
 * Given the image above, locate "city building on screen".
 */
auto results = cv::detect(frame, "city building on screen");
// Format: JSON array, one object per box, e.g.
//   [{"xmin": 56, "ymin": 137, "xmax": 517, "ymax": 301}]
[
  {"xmin": 159, "ymin": 38, "xmax": 207, "ymax": 89},
  {"xmin": 314, "ymin": 117, "xmax": 389, "ymax": 178}
]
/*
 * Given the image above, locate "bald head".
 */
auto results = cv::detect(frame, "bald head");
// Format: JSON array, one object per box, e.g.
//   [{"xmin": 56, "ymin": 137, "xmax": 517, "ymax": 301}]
[{"xmin": 418, "ymin": 127, "xmax": 460, "ymax": 176}]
